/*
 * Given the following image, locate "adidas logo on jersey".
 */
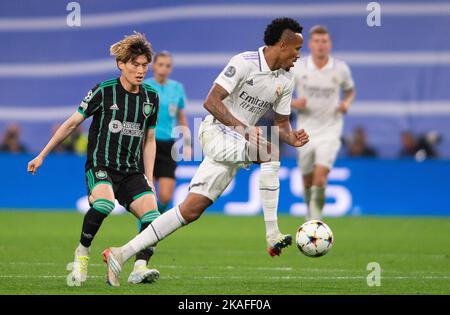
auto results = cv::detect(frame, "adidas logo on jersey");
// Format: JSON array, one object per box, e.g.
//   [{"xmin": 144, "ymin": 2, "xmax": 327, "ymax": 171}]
[
  {"xmin": 245, "ymin": 79, "xmax": 254, "ymax": 86},
  {"xmin": 110, "ymin": 104, "xmax": 119, "ymax": 110}
]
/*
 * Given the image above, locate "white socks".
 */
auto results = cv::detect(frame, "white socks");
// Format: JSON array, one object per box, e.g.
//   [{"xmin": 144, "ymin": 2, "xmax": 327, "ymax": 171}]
[
  {"xmin": 134, "ymin": 259, "xmax": 147, "ymax": 269},
  {"xmin": 260, "ymin": 161, "xmax": 281, "ymax": 237},
  {"xmin": 309, "ymin": 185, "xmax": 325, "ymax": 220},
  {"xmin": 121, "ymin": 205, "xmax": 187, "ymax": 262},
  {"xmin": 76, "ymin": 243, "xmax": 90, "ymax": 256}
]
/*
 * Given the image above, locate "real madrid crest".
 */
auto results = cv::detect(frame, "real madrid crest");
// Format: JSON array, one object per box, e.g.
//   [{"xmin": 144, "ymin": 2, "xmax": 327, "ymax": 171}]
[{"xmin": 275, "ymin": 86, "xmax": 282, "ymax": 97}]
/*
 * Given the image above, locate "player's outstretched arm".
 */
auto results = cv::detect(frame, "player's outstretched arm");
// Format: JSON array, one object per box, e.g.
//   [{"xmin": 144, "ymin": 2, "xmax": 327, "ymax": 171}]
[
  {"xmin": 273, "ymin": 113, "xmax": 309, "ymax": 148},
  {"xmin": 204, "ymin": 84, "xmax": 265, "ymax": 148},
  {"xmin": 142, "ymin": 128, "xmax": 157, "ymax": 191},
  {"xmin": 27, "ymin": 111, "xmax": 85, "ymax": 175},
  {"xmin": 204, "ymin": 84, "xmax": 247, "ymax": 129}
]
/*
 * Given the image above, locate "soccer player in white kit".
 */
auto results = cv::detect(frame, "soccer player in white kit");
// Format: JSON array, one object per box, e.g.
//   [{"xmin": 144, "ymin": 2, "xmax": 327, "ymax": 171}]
[
  {"xmin": 102, "ymin": 17, "xmax": 309, "ymax": 286},
  {"xmin": 291, "ymin": 25, "xmax": 355, "ymax": 220}
]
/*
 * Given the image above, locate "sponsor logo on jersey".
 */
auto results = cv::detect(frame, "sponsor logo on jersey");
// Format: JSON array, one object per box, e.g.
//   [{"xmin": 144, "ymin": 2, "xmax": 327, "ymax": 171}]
[
  {"xmin": 224, "ymin": 66, "xmax": 236, "ymax": 78},
  {"xmin": 245, "ymin": 79, "xmax": 254, "ymax": 86},
  {"xmin": 108, "ymin": 120, "xmax": 144, "ymax": 137},
  {"xmin": 121, "ymin": 121, "xmax": 144, "ymax": 137},
  {"xmin": 110, "ymin": 104, "xmax": 119, "ymax": 111},
  {"xmin": 143, "ymin": 102, "xmax": 153, "ymax": 118},
  {"xmin": 80, "ymin": 102, "xmax": 88, "ymax": 110},
  {"xmin": 95, "ymin": 170, "xmax": 107, "ymax": 179},
  {"xmin": 108, "ymin": 120, "xmax": 123, "ymax": 133},
  {"xmin": 304, "ymin": 85, "xmax": 337, "ymax": 98},
  {"xmin": 238, "ymin": 91, "xmax": 274, "ymax": 115}
]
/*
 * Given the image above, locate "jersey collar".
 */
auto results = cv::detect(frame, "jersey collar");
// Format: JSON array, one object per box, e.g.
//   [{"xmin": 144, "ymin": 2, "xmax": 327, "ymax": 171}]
[
  {"xmin": 307, "ymin": 55, "xmax": 334, "ymax": 71},
  {"xmin": 258, "ymin": 46, "xmax": 271, "ymax": 72}
]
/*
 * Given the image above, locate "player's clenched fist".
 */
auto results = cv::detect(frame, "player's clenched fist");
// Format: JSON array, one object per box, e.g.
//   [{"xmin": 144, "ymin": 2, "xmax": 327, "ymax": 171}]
[{"xmin": 27, "ymin": 155, "xmax": 44, "ymax": 175}]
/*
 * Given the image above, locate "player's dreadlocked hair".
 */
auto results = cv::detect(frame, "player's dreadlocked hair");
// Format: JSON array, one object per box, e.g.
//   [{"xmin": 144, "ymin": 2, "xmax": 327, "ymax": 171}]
[
  {"xmin": 110, "ymin": 32, "xmax": 153, "ymax": 64},
  {"xmin": 264, "ymin": 17, "xmax": 303, "ymax": 46}
]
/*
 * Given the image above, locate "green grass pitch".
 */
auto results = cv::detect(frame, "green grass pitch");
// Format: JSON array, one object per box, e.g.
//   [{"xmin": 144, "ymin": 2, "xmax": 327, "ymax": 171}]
[{"xmin": 0, "ymin": 211, "xmax": 449, "ymax": 294}]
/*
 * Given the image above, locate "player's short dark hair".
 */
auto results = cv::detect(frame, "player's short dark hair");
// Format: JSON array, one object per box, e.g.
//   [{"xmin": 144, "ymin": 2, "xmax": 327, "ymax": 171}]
[
  {"xmin": 110, "ymin": 32, "xmax": 153, "ymax": 64},
  {"xmin": 264, "ymin": 17, "xmax": 303, "ymax": 46}
]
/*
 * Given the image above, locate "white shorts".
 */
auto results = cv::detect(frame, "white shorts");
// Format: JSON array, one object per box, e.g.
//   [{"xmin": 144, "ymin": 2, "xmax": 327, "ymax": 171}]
[
  {"xmin": 189, "ymin": 115, "xmax": 250, "ymax": 201},
  {"xmin": 297, "ymin": 137, "xmax": 341, "ymax": 175}
]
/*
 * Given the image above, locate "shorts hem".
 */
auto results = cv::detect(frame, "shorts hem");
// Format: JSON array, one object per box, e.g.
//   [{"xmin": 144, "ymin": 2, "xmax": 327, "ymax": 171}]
[
  {"xmin": 188, "ymin": 189, "xmax": 216, "ymax": 203},
  {"xmin": 132, "ymin": 191, "xmax": 154, "ymax": 201}
]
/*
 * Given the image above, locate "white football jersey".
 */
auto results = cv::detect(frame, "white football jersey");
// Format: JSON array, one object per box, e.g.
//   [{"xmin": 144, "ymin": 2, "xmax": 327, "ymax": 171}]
[
  {"xmin": 213, "ymin": 46, "xmax": 294, "ymax": 126},
  {"xmin": 292, "ymin": 55, "xmax": 354, "ymax": 140}
]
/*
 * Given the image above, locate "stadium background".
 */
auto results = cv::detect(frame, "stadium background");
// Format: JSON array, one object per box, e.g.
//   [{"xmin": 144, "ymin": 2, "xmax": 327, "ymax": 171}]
[{"xmin": 1, "ymin": 0, "xmax": 449, "ymax": 215}]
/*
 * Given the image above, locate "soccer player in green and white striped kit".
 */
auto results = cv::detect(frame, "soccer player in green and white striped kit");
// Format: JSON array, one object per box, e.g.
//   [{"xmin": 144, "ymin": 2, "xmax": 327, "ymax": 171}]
[{"xmin": 27, "ymin": 33, "xmax": 161, "ymax": 285}]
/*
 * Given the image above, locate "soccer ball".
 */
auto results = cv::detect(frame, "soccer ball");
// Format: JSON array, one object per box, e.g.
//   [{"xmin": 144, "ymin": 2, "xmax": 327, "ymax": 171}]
[{"xmin": 296, "ymin": 220, "xmax": 334, "ymax": 257}]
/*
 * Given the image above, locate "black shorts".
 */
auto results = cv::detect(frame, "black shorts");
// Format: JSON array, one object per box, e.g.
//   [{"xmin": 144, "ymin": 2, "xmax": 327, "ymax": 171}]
[
  {"xmin": 154, "ymin": 140, "xmax": 177, "ymax": 179},
  {"xmin": 85, "ymin": 166, "xmax": 154, "ymax": 211}
]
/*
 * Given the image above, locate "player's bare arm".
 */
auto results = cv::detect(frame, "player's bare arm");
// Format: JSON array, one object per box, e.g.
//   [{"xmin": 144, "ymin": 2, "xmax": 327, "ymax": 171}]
[
  {"xmin": 203, "ymin": 84, "xmax": 247, "ymax": 129},
  {"xmin": 143, "ymin": 128, "xmax": 157, "ymax": 191},
  {"xmin": 27, "ymin": 111, "xmax": 85, "ymax": 175},
  {"xmin": 273, "ymin": 112, "xmax": 309, "ymax": 147},
  {"xmin": 336, "ymin": 88, "xmax": 356, "ymax": 114},
  {"xmin": 291, "ymin": 97, "xmax": 307, "ymax": 110},
  {"xmin": 204, "ymin": 83, "xmax": 265, "ymax": 148}
]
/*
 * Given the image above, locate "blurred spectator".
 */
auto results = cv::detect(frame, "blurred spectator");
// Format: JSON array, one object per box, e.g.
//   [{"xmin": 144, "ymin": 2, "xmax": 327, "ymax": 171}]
[
  {"xmin": 0, "ymin": 123, "xmax": 27, "ymax": 153},
  {"xmin": 345, "ymin": 127, "xmax": 377, "ymax": 157},
  {"xmin": 399, "ymin": 130, "xmax": 439, "ymax": 160},
  {"xmin": 53, "ymin": 124, "xmax": 88, "ymax": 154}
]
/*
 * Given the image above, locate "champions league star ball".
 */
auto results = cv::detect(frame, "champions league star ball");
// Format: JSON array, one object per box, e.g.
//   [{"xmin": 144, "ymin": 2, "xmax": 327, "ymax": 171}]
[{"xmin": 296, "ymin": 220, "xmax": 334, "ymax": 257}]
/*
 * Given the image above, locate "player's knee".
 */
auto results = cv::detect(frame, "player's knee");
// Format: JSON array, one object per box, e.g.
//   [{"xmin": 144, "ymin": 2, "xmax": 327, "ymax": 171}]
[
  {"xmin": 92, "ymin": 198, "xmax": 115, "ymax": 215},
  {"xmin": 302, "ymin": 175, "xmax": 313, "ymax": 188},
  {"xmin": 179, "ymin": 200, "xmax": 208, "ymax": 223},
  {"xmin": 312, "ymin": 176, "xmax": 327, "ymax": 187},
  {"xmin": 180, "ymin": 207, "xmax": 203, "ymax": 223},
  {"xmin": 158, "ymin": 192, "xmax": 172, "ymax": 205}
]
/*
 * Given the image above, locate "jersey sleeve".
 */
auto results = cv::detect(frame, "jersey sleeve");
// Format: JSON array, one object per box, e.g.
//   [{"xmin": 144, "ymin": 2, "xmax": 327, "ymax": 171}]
[
  {"xmin": 273, "ymin": 78, "xmax": 294, "ymax": 116},
  {"xmin": 341, "ymin": 62, "xmax": 355, "ymax": 91},
  {"xmin": 147, "ymin": 93, "xmax": 159, "ymax": 129},
  {"xmin": 214, "ymin": 55, "xmax": 249, "ymax": 94},
  {"xmin": 77, "ymin": 84, "xmax": 103, "ymax": 118},
  {"xmin": 178, "ymin": 83, "xmax": 186, "ymax": 110},
  {"xmin": 291, "ymin": 63, "xmax": 304, "ymax": 98}
]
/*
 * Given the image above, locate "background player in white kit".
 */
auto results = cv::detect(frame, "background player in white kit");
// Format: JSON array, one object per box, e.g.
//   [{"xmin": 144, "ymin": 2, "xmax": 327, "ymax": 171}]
[
  {"xmin": 102, "ymin": 17, "xmax": 310, "ymax": 286},
  {"xmin": 292, "ymin": 25, "xmax": 355, "ymax": 220}
]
